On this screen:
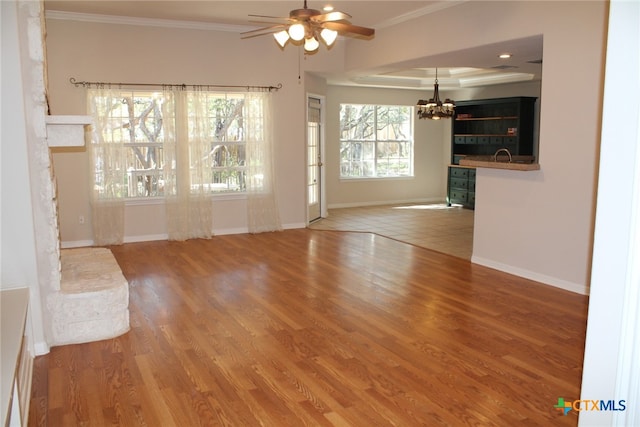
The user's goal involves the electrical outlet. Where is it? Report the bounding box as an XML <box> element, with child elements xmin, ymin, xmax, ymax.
<box><xmin>79</xmin><ymin>215</ymin><xmax>85</xmax><ymax>224</ymax></box>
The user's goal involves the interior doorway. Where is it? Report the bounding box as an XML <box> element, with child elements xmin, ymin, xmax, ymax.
<box><xmin>307</xmin><ymin>95</ymin><xmax>325</xmax><ymax>223</ymax></box>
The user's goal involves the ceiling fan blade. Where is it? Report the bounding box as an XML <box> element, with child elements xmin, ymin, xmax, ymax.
<box><xmin>248</xmin><ymin>14</ymin><xmax>289</xmax><ymax>20</ymax></box>
<box><xmin>249</xmin><ymin>19</ymin><xmax>292</xmax><ymax>25</ymax></box>
<box><xmin>322</xmin><ymin>22</ymin><xmax>375</xmax><ymax>37</ymax></box>
<box><xmin>312</xmin><ymin>11</ymin><xmax>352</xmax><ymax>22</ymax></box>
<box><xmin>241</xmin><ymin>25</ymin><xmax>287</xmax><ymax>38</ymax></box>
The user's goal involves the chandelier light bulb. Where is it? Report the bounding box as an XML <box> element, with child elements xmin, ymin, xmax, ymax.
<box><xmin>288</xmin><ymin>23</ymin><xmax>305</xmax><ymax>41</ymax></box>
<box><xmin>273</xmin><ymin>30</ymin><xmax>290</xmax><ymax>48</ymax></box>
<box><xmin>304</xmin><ymin>36</ymin><xmax>320</xmax><ymax>52</ymax></box>
<box><xmin>320</xmin><ymin>28</ymin><xmax>338</xmax><ymax>46</ymax></box>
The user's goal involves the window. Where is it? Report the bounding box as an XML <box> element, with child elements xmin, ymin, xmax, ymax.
<box><xmin>90</xmin><ymin>90</ymin><xmax>260</xmax><ymax>198</ymax></box>
<box><xmin>102</xmin><ymin>91</ymin><xmax>168</xmax><ymax>198</ymax></box>
<box><xmin>339</xmin><ymin>104</ymin><xmax>413</xmax><ymax>179</ymax></box>
<box><xmin>194</xmin><ymin>92</ymin><xmax>247</xmax><ymax>193</ymax></box>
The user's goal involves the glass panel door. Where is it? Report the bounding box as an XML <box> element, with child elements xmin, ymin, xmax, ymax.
<box><xmin>307</xmin><ymin>97</ymin><xmax>322</xmax><ymax>223</ymax></box>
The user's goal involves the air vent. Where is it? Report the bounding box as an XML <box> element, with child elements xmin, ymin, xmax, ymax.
<box><xmin>491</xmin><ymin>65</ymin><xmax>518</xmax><ymax>70</ymax></box>
<box><xmin>527</xmin><ymin>59</ymin><xmax>543</xmax><ymax>64</ymax></box>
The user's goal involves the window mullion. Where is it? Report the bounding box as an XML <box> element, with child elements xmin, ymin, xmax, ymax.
<box><xmin>373</xmin><ymin>105</ymin><xmax>378</xmax><ymax>177</ymax></box>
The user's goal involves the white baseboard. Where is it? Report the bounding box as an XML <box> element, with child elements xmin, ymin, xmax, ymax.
<box><xmin>123</xmin><ymin>234</ymin><xmax>168</xmax><ymax>243</ymax></box>
<box><xmin>34</xmin><ymin>340</ymin><xmax>49</xmax><ymax>356</ymax></box>
<box><xmin>61</xmin><ymin>239</ymin><xmax>94</xmax><ymax>248</ymax></box>
<box><xmin>283</xmin><ymin>222</ymin><xmax>306</xmax><ymax>230</ymax></box>
<box><xmin>471</xmin><ymin>255</ymin><xmax>589</xmax><ymax>295</ymax></box>
<box><xmin>213</xmin><ymin>223</ymin><xmax>305</xmax><ymax>235</ymax></box>
<box><xmin>328</xmin><ymin>197</ymin><xmax>445</xmax><ymax>210</ymax></box>
<box><xmin>61</xmin><ymin>223</ymin><xmax>308</xmax><ymax>248</ymax></box>
<box><xmin>213</xmin><ymin>227</ymin><xmax>248</xmax><ymax>236</ymax></box>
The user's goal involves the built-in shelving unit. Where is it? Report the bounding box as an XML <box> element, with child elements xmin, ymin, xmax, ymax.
<box><xmin>448</xmin><ymin>96</ymin><xmax>537</xmax><ymax>208</ymax></box>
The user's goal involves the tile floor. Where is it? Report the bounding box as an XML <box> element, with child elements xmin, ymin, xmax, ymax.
<box><xmin>308</xmin><ymin>203</ymin><xmax>475</xmax><ymax>259</ymax></box>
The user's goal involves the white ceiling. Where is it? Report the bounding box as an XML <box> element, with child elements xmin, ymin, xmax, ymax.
<box><xmin>43</xmin><ymin>1</ymin><xmax>543</xmax><ymax>90</ymax></box>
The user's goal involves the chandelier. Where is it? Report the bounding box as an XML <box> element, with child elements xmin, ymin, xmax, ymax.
<box><xmin>416</xmin><ymin>69</ymin><xmax>455</xmax><ymax>120</ymax></box>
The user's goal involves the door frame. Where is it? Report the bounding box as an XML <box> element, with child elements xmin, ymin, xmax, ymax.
<box><xmin>306</xmin><ymin>93</ymin><xmax>327</xmax><ymax>224</ymax></box>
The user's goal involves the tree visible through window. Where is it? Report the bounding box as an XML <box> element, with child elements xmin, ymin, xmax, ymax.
<box><xmin>90</xmin><ymin>90</ymin><xmax>256</xmax><ymax>198</ymax></box>
<box><xmin>196</xmin><ymin>93</ymin><xmax>247</xmax><ymax>193</ymax></box>
<box><xmin>340</xmin><ymin>104</ymin><xmax>413</xmax><ymax>179</ymax></box>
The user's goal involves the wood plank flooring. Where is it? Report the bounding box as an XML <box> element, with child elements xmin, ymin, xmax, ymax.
<box><xmin>28</xmin><ymin>229</ymin><xmax>588</xmax><ymax>426</ymax></box>
<box><xmin>309</xmin><ymin>203</ymin><xmax>474</xmax><ymax>259</ymax></box>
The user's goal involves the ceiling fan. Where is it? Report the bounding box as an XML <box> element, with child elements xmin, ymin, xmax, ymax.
<box><xmin>241</xmin><ymin>0</ymin><xmax>375</xmax><ymax>53</ymax></box>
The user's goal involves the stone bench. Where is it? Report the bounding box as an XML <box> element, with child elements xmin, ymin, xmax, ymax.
<box><xmin>48</xmin><ymin>247</ymin><xmax>129</xmax><ymax>346</ymax></box>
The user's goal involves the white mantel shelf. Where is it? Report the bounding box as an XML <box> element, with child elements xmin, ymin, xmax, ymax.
<box><xmin>46</xmin><ymin>115</ymin><xmax>92</xmax><ymax>147</ymax></box>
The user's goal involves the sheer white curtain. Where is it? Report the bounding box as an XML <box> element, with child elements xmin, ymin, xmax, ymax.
<box><xmin>245</xmin><ymin>91</ymin><xmax>282</xmax><ymax>233</ymax></box>
<box><xmin>88</xmin><ymin>88</ymin><xmax>125</xmax><ymax>245</ymax></box>
<box><xmin>88</xmin><ymin>87</ymin><xmax>278</xmax><ymax>243</ymax></box>
<box><xmin>164</xmin><ymin>89</ymin><xmax>214</xmax><ymax>240</ymax></box>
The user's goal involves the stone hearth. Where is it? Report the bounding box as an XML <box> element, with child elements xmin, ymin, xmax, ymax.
<box><xmin>48</xmin><ymin>247</ymin><xmax>129</xmax><ymax>345</ymax></box>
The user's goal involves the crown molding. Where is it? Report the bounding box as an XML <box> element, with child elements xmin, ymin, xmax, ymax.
<box><xmin>45</xmin><ymin>2</ymin><xmax>469</xmax><ymax>35</ymax></box>
<box><xmin>347</xmin><ymin>69</ymin><xmax>535</xmax><ymax>90</ymax></box>
<box><xmin>44</xmin><ymin>10</ymin><xmax>254</xmax><ymax>33</ymax></box>
<box><xmin>459</xmin><ymin>72</ymin><xmax>534</xmax><ymax>87</ymax></box>
<box><xmin>375</xmin><ymin>1</ymin><xmax>468</xmax><ymax>29</ymax></box>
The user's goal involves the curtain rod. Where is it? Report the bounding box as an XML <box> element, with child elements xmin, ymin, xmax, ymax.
<box><xmin>69</xmin><ymin>77</ymin><xmax>282</xmax><ymax>92</ymax></box>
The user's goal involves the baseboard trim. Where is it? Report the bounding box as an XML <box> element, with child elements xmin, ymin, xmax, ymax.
<box><xmin>61</xmin><ymin>239</ymin><xmax>94</xmax><ymax>248</ymax></box>
<box><xmin>471</xmin><ymin>255</ymin><xmax>589</xmax><ymax>295</ymax></box>
<box><xmin>123</xmin><ymin>234</ymin><xmax>168</xmax><ymax>243</ymax></box>
<box><xmin>283</xmin><ymin>222</ymin><xmax>306</xmax><ymax>230</ymax></box>
<box><xmin>328</xmin><ymin>197</ymin><xmax>445</xmax><ymax>210</ymax></box>
<box><xmin>213</xmin><ymin>227</ymin><xmax>248</xmax><ymax>236</ymax></box>
<box><xmin>34</xmin><ymin>340</ymin><xmax>49</xmax><ymax>356</ymax></box>
<box><xmin>61</xmin><ymin>223</ymin><xmax>308</xmax><ymax>247</ymax></box>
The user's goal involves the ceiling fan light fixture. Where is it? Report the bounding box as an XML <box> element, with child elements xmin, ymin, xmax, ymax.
<box><xmin>288</xmin><ymin>23</ymin><xmax>306</xmax><ymax>41</ymax></box>
<box><xmin>304</xmin><ymin>36</ymin><xmax>320</xmax><ymax>52</ymax></box>
<box><xmin>242</xmin><ymin>1</ymin><xmax>374</xmax><ymax>53</ymax></box>
<box><xmin>320</xmin><ymin>28</ymin><xmax>338</xmax><ymax>46</ymax></box>
<box><xmin>273</xmin><ymin>30</ymin><xmax>290</xmax><ymax>48</ymax></box>
<box><xmin>416</xmin><ymin>68</ymin><xmax>455</xmax><ymax>120</ymax></box>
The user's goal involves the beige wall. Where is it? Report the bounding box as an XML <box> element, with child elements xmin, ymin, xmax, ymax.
<box><xmin>341</xmin><ymin>0</ymin><xmax>606</xmax><ymax>293</ymax></box>
<box><xmin>46</xmin><ymin>1</ymin><xmax>608</xmax><ymax>295</ymax></box>
<box><xmin>325</xmin><ymin>85</ymin><xmax>449</xmax><ymax>207</ymax></box>
<box><xmin>324</xmin><ymin>82</ymin><xmax>541</xmax><ymax>208</ymax></box>
<box><xmin>45</xmin><ymin>18</ymin><xmax>345</xmax><ymax>244</ymax></box>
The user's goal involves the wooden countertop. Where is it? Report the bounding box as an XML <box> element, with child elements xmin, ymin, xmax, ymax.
<box><xmin>458</xmin><ymin>155</ymin><xmax>540</xmax><ymax>171</ymax></box>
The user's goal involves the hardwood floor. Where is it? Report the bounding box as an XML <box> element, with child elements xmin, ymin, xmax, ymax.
<box><xmin>29</xmin><ymin>229</ymin><xmax>588</xmax><ymax>426</ymax></box>
<box><xmin>309</xmin><ymin>203</ymin><xmax>474</xmax><ymax>260</ymax></box>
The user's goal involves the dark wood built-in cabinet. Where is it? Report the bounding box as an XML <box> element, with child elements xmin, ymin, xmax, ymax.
<box><xmin>448</xmin><ymin>96</ymin><xmax>537</xmax><ymax>208</ymax></box>
<box><xmin>448</xmin><ymin>166</ymin><xmax>476</xmax><ymax>207</ymax></box>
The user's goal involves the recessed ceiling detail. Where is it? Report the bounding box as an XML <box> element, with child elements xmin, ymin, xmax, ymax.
<box><xmin>348</xmin><ymin>67</ymin><xmax>535</xmax><ymax>90</ymax></box>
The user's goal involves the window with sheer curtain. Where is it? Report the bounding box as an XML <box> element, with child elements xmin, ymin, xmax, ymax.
<box><xmin>88</xmin><ymin>88</ymin><xmax>281</xmax><ymax>244</ymax></box>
